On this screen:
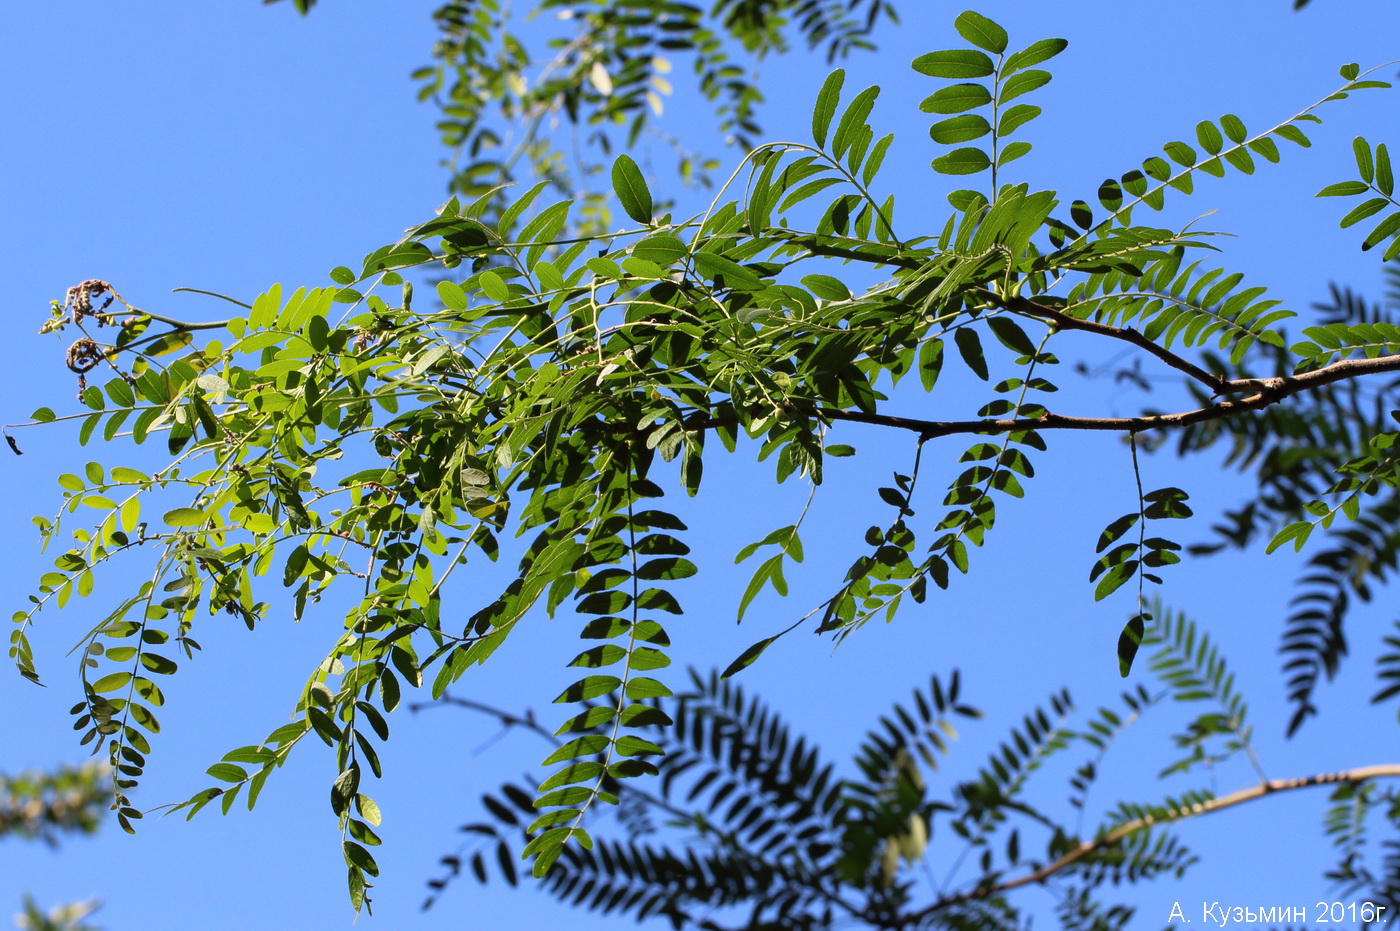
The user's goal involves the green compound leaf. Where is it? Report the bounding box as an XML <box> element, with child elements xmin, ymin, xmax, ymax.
<box><xmin>1220</xmin><ymin>113</ymin><xmax>1247</xmax><ymax>144</ymax></box>
<box><xmin>91</xmin><ymin>672</ymin><xmax>132</xmax><ymax>693</ymax></box>
<box><xmin>1094</xmin><ymin>561</ymin><xmax>1138</xmax><ymax>601</ymax></box>
<box><xmin>694</xmin><ymin>253</ymin><xmax>763</xmax><ymax>291</ymax></box>
<box><xmin>624</xmin><ymin>677</ymin><xmax>672</xmax><ymax>700</ymax></box>
<box><xmin>538</xmin><ymin>762</ymin><xmax>604</xmax><ymax>792</ymax></box>
<box><xmin>1362</xmin><ymin>211</ymin><xmax>1400</xmax><ymax>252</ymax></box>
<box><xmin>997</xmin><ymin>141</ymin><xmax>1032</xmax><ymax>167</ymax></box>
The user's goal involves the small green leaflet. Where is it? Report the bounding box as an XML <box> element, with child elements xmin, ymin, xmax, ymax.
<box><xmin>921</xmin><ymin>84</ymin><xmax>991</xmax><ymax>115</ymax></box>
<box><xmin>954</xmin><ymin>328</ymin><xmax>988</xmax><ymax>380</ymax></box>
<box><xmin>802</xmin><ymin>274</ymin><xmax>851</xmax><ymax>301</ymax></box>
<box><xmin>612</xmin><ymin>155</ymin><xmax>653</xmax><ymax>224</ymax></box>
<box><xmin>832</xmin><ymin>86</ymin><xmax>881</xmax><ymax>159</ymax></box>
<box><xmin>1003</xmin><ymin>38</ymin><xmax>1068</xmax><ymax>75</ymax></box>
<box><xmin>478</xmin><ymin>270</ymin><xmax>509</xmax><ymax>302</ymax></box>
<box><xmin>694</xmin><ymin>253</ymin><xmax>763</xmax><ymax>290</ymax></box>
<box><xmin>930</xmin><ymin>114</ymin><xmax>991</xmax><ymax>145</ymax></box>
<box><xmin>633</xmin><ymin>235</ymin><xmax>687</xmax><ymax>264</ymax></box>
<box><xmin>912</xmin><ymin>49</ymin><xmax>994</xmax><ymax>79</ymax></box>
<box><xmin>997</xmin><ymin>104</ymin><xmax>1040</xmax><ymax>137</ymax></box>
<box><xmin>812</xmin><ymin>70</ymin><xmax>846</xmax><ymax>147</ymax></box>
<box><xmin>553</xmin><ymin>675</ymin><xmax>621</xmax><ymax>703</ymax></box>
<box><xmin>437</xmin><ymin>280</ymin><xmax>467</xmax><ymax>310</ymax></box>
<box><xmin>1117</xmin><ymin>613</ymin><xmax>1147</xmax><ymax>677</ymax></box>
<box><xmin>1000</xmin><ymin>70</ymin><xmax>1050</xmax><ymax>103</ymax></box>
<box><xmin>933</xmin><ymin>148</ymin><xmax>991</xmax><ymax>175</ymax></box>
<box><xmin>163</xmin><ymin>508</ymin><xmax>205</xmax><ymax>528</ymax></box>
<box><xmin>206</xmin><ymin>763</ymin><xmax>249</xmax><ymax>783</ymax></box>
<box><xmin>722</xmin><ymin>635</ymin><xmax>779</xmax><ymax>678</ymax></box>
<box><xmin>954</xmin><ymin>10</ymin><xmax>1008</xmax><ymax>54</ymax></box>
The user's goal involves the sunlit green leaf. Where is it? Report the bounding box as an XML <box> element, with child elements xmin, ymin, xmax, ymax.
<box><xmin>920</xmin><ymin>83</ymin><xmax>991</xmax><ymax>114</ymax></box>
<box><xmin>812</xmin><ymin>69</ymin><xmax>845</xmax><ymax>147</ymax></box>
<box><xmin>933</xmin><ymin>147</ymin><xmax>991</xmax><ymax>175</ymax></box>
<box><xmin>912</xmin><ymin>49</ymin><xmax>995</xmax><ymax>79</ymax></box>
<box><xmin>954</xmin><ymin>10</ymin><xmax>1008</xmax><ymax>53</ymax></box>
<box><xmin>929</xmin><ymin>114</ymin><xmax>991</xmax><ymax>145</ymax></box>
<box><xmin>612</xmin><ymin>154</ymin><xmax>653</xmax><ymax>224</ymax></box>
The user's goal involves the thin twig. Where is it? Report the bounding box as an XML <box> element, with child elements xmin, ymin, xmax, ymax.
<box><xmin>997</xmin><ymin>293</ymin><xmax>1226</xmax><ymax>393</ymax></box>
<box><xmin>413</xmin><ymin>694</ymin><xmax>696</xmax><ymax>823</ymax></box>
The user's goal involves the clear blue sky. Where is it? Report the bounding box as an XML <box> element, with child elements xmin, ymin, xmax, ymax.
<box><xmin>2</xmin><ymin>2</ymin><xmax>1399</xmax><ymax>929</ymax></box>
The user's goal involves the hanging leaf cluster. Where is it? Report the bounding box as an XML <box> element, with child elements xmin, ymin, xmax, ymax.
<box><xmin>12</xmin><ymin>9</ymin><xmax>1400</xmax><ymax>912</ymax></box>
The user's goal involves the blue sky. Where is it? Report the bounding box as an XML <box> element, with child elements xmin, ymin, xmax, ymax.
<box><xmin>3</xmin><ymin>2</ymin><xmax>1400</xmax><ymax>929</ymax></box>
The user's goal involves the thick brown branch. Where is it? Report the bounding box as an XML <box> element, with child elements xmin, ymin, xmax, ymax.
<box><xmin>899</xmin><ymin>763</ymin><xmax>1400</xmax><ymax>926</ymax></box>
<box><xmin>817</xmin><ymin>402</ymin><xmax>1248</xmax><ymax>439</ymax></box>
<box><xmin>998</xmin><ymin>292</ymin><xmax>1400</xmax><ymax>399</ymax></box>
<box><xmin>807</xmin><ymin>350</ymin><xmax>1400</xmax><ymax>440</ymax></box>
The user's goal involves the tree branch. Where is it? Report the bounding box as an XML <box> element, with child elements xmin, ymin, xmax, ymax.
<box><xmin>993</xmin><ymin>292</ymin><xmax>1400</xmax><ymax>402</ymax></box>
<box><xmin>801</xmin><ymin>351</ymin><xmax>1400</xmax><ymax>440</ymax></box>
<box><xmin>415</xmin><ymin>694</ymin><xmax>697</xmax><ymax>823</ymax></box>
<box><xmin>996</xmin><ymin>294</ymin><xmax>1228</xmax><ymax>393</ymax></box>
<box><xmin>898</xmin><ymin>762</ymin><xmax>1400</xmax><ymax>926</ymax></box>
<box><xmin>138</xmin><ymin>311</ymin><xmax>235</xmax><ymax>331</ymax></box>
<box><xmin>414</xmin><ymin>693</ymin><xmax>558</xmax><ymax>745</ymax></box>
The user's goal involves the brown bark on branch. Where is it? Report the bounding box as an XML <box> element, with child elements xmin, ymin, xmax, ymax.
<box><xmin>997</xmin><ymin>292</ymin><xmax>1400</xmax><ymax>398</ymax></box>
<box><xmin>999</xmin><ymin>294</ymin><xmax>1228</xmax><ymax>393</ymax></box>
<box><xmin>812</xmin><ymin>350</ymin><xmax>1400</xmax><ymax>440</ymax></box>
